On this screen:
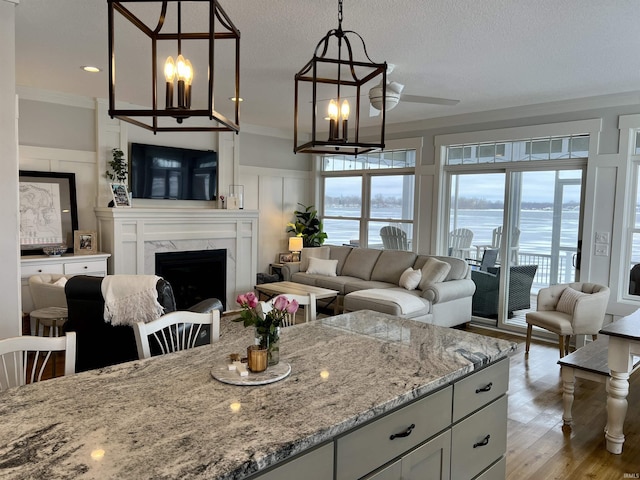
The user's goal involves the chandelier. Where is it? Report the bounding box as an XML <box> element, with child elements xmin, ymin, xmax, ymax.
<box><xmin>108</xmin><ymin>0</ymin><xmax>240</xmax><ymax>133</ymax></box>
<box><xmin>294</xmin><ymin>0</ymin><xmax>387</xmax><ymax>155</ymax></box>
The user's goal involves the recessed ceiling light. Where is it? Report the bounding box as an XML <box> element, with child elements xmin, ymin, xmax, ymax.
<box><xmin>82</xmin><ymin>66</ymin><xmax>101</xmax><ymax>73</ymax></box>
<box><xmin>229</xmin><ymin>97</ymin><xmax>243</xmax><ymax>102</ymax></box>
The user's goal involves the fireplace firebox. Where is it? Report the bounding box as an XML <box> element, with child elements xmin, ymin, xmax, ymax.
<box><xmin>155</xmin><ymin>249</ymin><xmax>227</xmax><ymax>310</ymax></box>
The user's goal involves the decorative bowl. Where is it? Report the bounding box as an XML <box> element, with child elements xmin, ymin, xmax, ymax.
<box><xmin>42</xmin><ymin>244</ymin><xmax>68</xmax><ymax>256</ymax></box>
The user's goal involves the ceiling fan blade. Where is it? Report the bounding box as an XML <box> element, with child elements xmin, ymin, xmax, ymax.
<box><xmin>401</xmin><ymin>94</ymin><xmax>460</xmax><ymax>106</ymax></box>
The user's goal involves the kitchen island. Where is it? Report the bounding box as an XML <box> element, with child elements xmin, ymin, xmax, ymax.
<box><xmin>0</xmin><ymin>310</ymin><xmax>516</xmax><ymax>479</ymax></box>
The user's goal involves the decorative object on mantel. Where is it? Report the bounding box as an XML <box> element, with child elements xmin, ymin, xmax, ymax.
<box><xmin>293</xmin><ymin>0</ymin><xmax>387</xmax><ymax>155</ymax></box>
<box><xmin>228</xmin><ymin>185</ymin><xmax>244</xmax><ymax>209</ymax></box>
<box><xmin>106</xmin><ymin>148</ymin><xmax>128</xmax><ymax>184</ymax></box>
<box><xmin>234</xmin><ymin>292</ymin><xmax>299</xmax><ymax>366</ymax></box>
<box><xmin>110</xmin><ymin>183</ymin><xmax>132</xmax><ymax>208</ymax></box>
<box><xmin>287</xmin><ymin>203</ymin><xmax>327</xmax><ymax>247</ymax></box>
<box><xmin>107</xmin><ymin>0</ymin><xmax>240</xmax><ymax>134</ymax></box>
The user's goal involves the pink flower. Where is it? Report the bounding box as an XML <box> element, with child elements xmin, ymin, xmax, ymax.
<box><xmin>273</xmin><ymin>295</ymin><xmax>288</xmax><ymax>311</ymax></box>
<box><xmin>286</xmin><ymin>299</ymin><xmax>299</xmax><ymax>314</ymax></box>
<box><xmin>246</xmin><ymin>291</ymin><xmax>258</xmax><ymax>308</ymax></box>
<box><xmin>236</xmin><ymin>293</ymin><xmax>247</xmax><ymax>306</ymax></box>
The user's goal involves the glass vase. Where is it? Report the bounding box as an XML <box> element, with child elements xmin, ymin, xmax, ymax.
<box><xmin>255</xmin><ymin>326</ymin><xmax>280</xmax><ymax>366</ymax></box>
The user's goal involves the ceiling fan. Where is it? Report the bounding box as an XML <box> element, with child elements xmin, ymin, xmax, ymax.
<box><xmin>368</xmin><ymin>64</ymin><xmax>460</xmax><ymax>116</ymax></box>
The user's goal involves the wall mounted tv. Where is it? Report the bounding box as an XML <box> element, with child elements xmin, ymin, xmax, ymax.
<box><xmin>129</xmin><ymin>143</ymin><xmax>218</xmax><ymax>200</ymax></box>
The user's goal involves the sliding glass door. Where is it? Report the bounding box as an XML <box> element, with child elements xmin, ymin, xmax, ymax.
<box><xmin>448</xmin><ymin>168</ymin><xmax>584</xmax><ymax>330</ymax></box>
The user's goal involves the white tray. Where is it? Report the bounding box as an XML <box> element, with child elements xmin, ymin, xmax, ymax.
<box><xmin>211</xmin><ymin>361</ymin><xmax>291</xmax><ymax>386</ymax></box>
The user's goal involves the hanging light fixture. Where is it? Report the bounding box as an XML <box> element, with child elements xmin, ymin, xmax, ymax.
<box><xmin>108</xmin><ymin>0</ymin><xmax>240</xmax><ymax>133</ymax></box>
<box><xmin>294</xmin><ymin>0</ymin><xmax>387</xmax><ymax>155</ymax></box>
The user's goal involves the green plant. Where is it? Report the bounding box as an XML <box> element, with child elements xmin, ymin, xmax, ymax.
<box><xmin>286</xmin><ymin>203</ymin><xmax>328</xmax><ymax>247</ymax></box>
<box><xmin>106</xmin><ymin>148</ymin><xmax>128</xmax><ymax>183</ymax></box>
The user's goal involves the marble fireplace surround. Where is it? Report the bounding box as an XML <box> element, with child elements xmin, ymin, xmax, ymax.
<box><xmin>95</xmin><ymin>207</ymin><xmax>258</xmax><ymax>310</ymax></box>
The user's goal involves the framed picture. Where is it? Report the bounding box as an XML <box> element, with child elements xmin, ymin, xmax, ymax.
<box><xmin>278</xmin><ymin>252</ymin><xmax>293</xmax><ymax>263</ymax></box>
<box><xmin>110</xmin><ymin>183</ymin><xmax>131</xmax><ymax>208</ymax></box>
<box><xmin>19</xmin><ymin>170</ymin><xmax>79</xmax><ymax>256</ymax></box>
<box><xmin>74</xmin><ymin>230</ymin><xmax>98</xmax><ymax>255</ymax></box>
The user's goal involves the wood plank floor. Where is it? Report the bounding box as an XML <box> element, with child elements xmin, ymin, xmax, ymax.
<box><xmin>465</xmin><ymin>325</ymin><xmax>640</xmax><ymax>480</ymax></box>
<box><xmin>42</xmin><ymin>323</ymin><xmax>640</xmax><ymax>478</ymax></box>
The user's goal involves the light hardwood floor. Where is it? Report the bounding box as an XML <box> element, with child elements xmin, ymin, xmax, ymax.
<box><xmin>465</xmin><ymin>325</ymin><xmax>640</xmax><ymax>480</ymax></box>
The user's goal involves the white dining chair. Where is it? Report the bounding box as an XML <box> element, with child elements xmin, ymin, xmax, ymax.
<box><xmin>0</xmin><ymin>332</ymin><xmax>76</xmax><ymax>391</ymax></box>
<box><xmin>133</xmin><ymin>310</ymin><xmax>220</xmax><ymax>359</ymax></box>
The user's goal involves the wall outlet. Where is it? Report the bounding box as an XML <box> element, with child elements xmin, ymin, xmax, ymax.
<box><xmin>595</xmin><ymin>244</ymin><xmax>609</xmax><ymax>256</ymax></box>
<box><xmin>595</xmin><ymin>231</ymin><xmax>610</xmax><ymax>244</ymax></box>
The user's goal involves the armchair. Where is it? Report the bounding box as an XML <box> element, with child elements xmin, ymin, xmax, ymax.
<box><xmin>471</xmin><ymin>265</ymin><xmax>538</xmax><ymax>318</ymax></box>
<box><xmin>525</xmin><ymin>282</ymin><xmax>610</xmax><ymax>357</ymax></box>
<box><xmin>64</xmin><ymin>275</ymin><xmax>223</xmax><ymax>372</ymax></box>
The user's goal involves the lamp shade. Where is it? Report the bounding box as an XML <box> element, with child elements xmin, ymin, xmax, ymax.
<box><xmin>289</xmin><ymin>237</ymin><xmax>304</xmax><ymax>252</ymax></box>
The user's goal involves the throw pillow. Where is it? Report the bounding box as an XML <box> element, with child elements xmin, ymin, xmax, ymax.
<box><xmin>556</xmin><ymin>287</ymin><xmax>586</xmax><ymax>314</ymax></box>
<box><xmin>306</xmin><ymin>257</ymin><xmax>338</xmax><ymax>276</ymax></box>
<box><xmin>418</xmin><ymin>257</ymin><xmax>451</xmax><ymax>291</ymax></box>
<box><xmin>52</xmin><ymin>277</ymin><xmax>68</xmax><ymax>287</ymax></box>
<box><xmin>399</xmin><ymin>267</ymin><xmax>422</xmax><ymax>291</ymax></box>
<box><xmin>300</xmin><ymin>246</ymin><xmax>330</xmax><ymax>272</ymax></box>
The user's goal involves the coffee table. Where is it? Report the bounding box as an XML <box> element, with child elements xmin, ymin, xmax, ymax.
<box><xmin>255</xmin><ymin>281</ymin><xmax>340</xmax><ymax>319</ymax></box>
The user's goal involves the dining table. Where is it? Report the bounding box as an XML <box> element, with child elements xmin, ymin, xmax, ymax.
<box><xmin>600</xmin><ymin>308</ymin><xmax>640</xmax><ymax>454</ymax></box>
<box><xmin>0</xmin><ymin>310</ymin><xmax>515</xmax><ymax>479</ymax></box>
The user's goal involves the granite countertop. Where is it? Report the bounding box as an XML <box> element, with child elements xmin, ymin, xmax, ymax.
<box><xmin>0</xmin><ymin>310</ymin><xmax>516</xmax><ymax>480</ymax></box>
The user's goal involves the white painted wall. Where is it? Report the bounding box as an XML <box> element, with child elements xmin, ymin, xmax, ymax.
<box><xmin>0</xmin><ymin>0</ymin><xmax>22</xmax><ymax>338</ymax></box>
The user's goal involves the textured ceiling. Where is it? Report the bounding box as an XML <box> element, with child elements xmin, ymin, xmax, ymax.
<box><xmin>14</xmin><ymin>0</ymin><xmax>640</xmax><ymax>133</ymax></box>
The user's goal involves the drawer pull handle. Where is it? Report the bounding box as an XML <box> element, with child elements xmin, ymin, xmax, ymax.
<box><xmin>473</xmin><ymin>434</ymin><xmax>491</xmax><ymax>448</ymax></box>
<box><xmin>84</xmin><ymin>266</ymin><xmax>88</xmax><ymax>269</ymax></box>
<box><xmin>389</xmin><ymin>424</ymin><xmax>415</xmax><ymax>440</ymax></box>
<box><xmin>476</xmin><ymin>382</ymin><xmax>493</xmax><ymax>393</ymax></box>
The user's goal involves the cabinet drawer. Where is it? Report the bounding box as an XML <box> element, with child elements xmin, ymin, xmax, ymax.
<box><xmin>64</xmin><ymin>260</ymin><xmax>106</xmax><ymax>275</ymax></box>
<box><xmin>453</xmin><ymin>357</ymin><xmax>509</xmax><ymax>422</ymax></box>
<box><xmin>21</xmin><ymin>263</ymin><xmax>64</xmax><ymax>278</ymax></box>
<box><xmin>451</xmin><ymin>395</ymin><xmax>507</xmax><ymax>480</ymax></box>
<box><xmin>474</xmin><ymin>456</ymin><xmax>506</xmax><ymax>480</ymax></box>
<box><xmin>336</xmin><ymin>386</ymin><xmax>452</xmax><ymax>480</ymax></box>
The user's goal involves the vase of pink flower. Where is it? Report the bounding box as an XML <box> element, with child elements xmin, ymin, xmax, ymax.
<box><xmin>235</xmin><ymin>292</ymin><xmax>299</xmax><ymax>366</ymax></box>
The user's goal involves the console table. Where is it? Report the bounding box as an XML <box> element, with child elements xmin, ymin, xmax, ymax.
<box><xmin>20</xmin><ymin>252</ymin><xmax>110</xmax><ymax>313</ymax></box>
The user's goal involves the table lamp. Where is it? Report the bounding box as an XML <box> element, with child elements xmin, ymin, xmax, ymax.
<box><xmin>288</xmin><ymin>237</ymin><xmax>303</xmax><ymax>262</ymax></box>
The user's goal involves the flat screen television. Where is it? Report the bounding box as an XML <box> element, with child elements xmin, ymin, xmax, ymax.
<box><xmin>129</xmin><ymin>143</ymin><xmax>218</xmax><ymax>200</ymax></box>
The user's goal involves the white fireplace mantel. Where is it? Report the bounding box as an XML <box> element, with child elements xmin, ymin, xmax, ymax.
<box><xmin>95</xmin><ymin>207</ymin><xmax>258</xmax><ymax>310</ymax></box>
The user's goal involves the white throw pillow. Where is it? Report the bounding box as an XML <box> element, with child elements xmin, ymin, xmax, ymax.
<box><xmin>556</xmin><ymin>287</ymin><xmax>586</xmax><ymax>314</ymax></box>
<box><xmin>399</xmin><ymin>267</ymin><xmax>422</xmax><ymax>291</ymax></box>
<box><xmin>306</xmin><ymin>257</ymin><xmax>338</xmax><ymax>276</ymax></box>
<box><xmin>418</xmin><ymin>257</ymin><xmax>451</xmax><ymax>291</ymax></box>
<box><xmin>300</xmin><ymin>246</ymin><xmax>330</xmax><ymax>272</ymax></box>
<box><xmin>52</xmin><ymin>276</ymin><xmax>68</xmax><ymax>287</ymax></box>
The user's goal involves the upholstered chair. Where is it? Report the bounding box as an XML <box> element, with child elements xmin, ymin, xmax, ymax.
<box><xmin>525</xmin><ymin>282</ymin><xmax>610</xmax><ymax>357</ymax></box>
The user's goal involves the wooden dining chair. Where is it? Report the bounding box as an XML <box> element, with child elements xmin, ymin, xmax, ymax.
<box><xmin>0</xmin><ymin>332</ymin><xmax>76</xmax><ymax>391</ymax></box>
<box><xmin>133</xmin><ymin>310</ymin><xmax>221</xmax><ymax>359</ymax></box>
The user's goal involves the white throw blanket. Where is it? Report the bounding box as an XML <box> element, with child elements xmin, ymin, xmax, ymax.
<box><xmin>348</xmin><ymin>288</ymin><xmax>426</xmax><ymax>314</ymax></box>
<box><xmin>101</xmin><ymin>275</ymin><xmax>164</xmax><ymax>326</ymax></box>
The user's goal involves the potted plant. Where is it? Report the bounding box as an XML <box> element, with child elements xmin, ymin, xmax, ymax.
<box><xmin>286</xmin><ymin>203</ymin><xmax>327</xmax><ymax>247</ymax></box>
<box><xmin>106</xmin><ymin>148</ymin><xmax>128</xmax><ymax>184</ymax></box>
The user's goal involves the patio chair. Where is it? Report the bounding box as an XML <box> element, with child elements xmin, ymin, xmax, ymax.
<box><xmin>449</xmin><ymin>228</ymin><xmax>474</xmax><ymax>258</ymax></box>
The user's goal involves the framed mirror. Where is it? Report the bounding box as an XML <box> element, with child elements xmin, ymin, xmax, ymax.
<box><xmin>19</xmin><ymin>170</ymin><xmax>79</xmax><ymax>256</ymax></box>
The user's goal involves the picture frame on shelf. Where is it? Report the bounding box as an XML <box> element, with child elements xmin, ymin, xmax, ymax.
<box><xmin>110</xmin><ymin>183</ymin><xmax>131</xmax><ymax>208</ymax></box>
<box><xmin>278</xmin><ymin>253</ymin><xmax>293</xmax><ymax>263</ymax></box>
<box><xmin>74</xmin><ymin>230</ymin><xmax>98</xmax><ymax>255</ymax></box>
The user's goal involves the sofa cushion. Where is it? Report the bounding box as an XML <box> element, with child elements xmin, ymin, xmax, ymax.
<box><xmin>419</xmin><ymin>257</ymin><xmax>451</xmax><ymax>291</ymax></box>
<box><xmin>343</xmin><ymin>279</ymin><xmax>397</xmax><ymax>294</ymax></box>
<box><xmin>344</xmin><ymin>288</ymin><xmax>429</xmax><ymax>316</ymax></box>
<box><xmin>341</xmin><ymin>248</ymin><xmax>382</xmax><ymax>280</ymax></box>
<box><xmin>314</xmin><ymin>276</ymin><xmax>363</xmax><ymax>295</ymax></box>
<box><xmin>329</xmin><ymin>245</ymin><xmax>355</xmax><ymax>276</ymax></box>
<box><xmin>306</xmin><ymin>257</ymin><xmax>338</xmax><ymax>276</ymax></box>
<box><xmin>415</xmin><ymin>255</ymin><xmax>468</xmax><ymax>281</ymax></box>
<box><xmin>300</xmin><ymin>246</ymin><xmax>330</xmax><ymax>272</ymax></box>
<box><xmin>556</xmin><ymin>287</ymin><xmax>586</xmax><ymax>314</ymax></box>
<box><xmin>399</xmin><ymin>267</ymin><xmax>422</xmax><ymax>290</ymax></box>
<box><xmin>371</xmin><ymin>250</ymin><xmax>417</xmax><ymax>284</ymax></box>
<box><xmin>290</xmin><ymin>272</ymin><xmax>319</xmax><ymax>287</ymax></box>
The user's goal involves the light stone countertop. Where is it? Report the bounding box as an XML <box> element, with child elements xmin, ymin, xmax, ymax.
<box><xmin>0</xmin><ymin>310</ymin><xmax>516</xmax><ymax>480</ymax></box>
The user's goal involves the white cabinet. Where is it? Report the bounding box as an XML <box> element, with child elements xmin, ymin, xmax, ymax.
<box><xmin>20</xmin><ymin>253</ymin><xmax>110</xmax><ymax>313</ymax></box>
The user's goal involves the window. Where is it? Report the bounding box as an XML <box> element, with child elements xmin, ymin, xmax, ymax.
<box><xmin>627</xmin><ymin>130</ymin><xmax>640</xmax><ymax>296</ymax></box>
<box><xmin>321</xmin><ymin>148</ymin><xmax>416</xmax><ymax>249</ymax></box>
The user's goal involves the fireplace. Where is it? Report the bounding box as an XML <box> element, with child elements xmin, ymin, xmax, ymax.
<box><xmin>155</xmin><ymin>249</ymin><xmax>227</xmax><ymax>310</ymax></box>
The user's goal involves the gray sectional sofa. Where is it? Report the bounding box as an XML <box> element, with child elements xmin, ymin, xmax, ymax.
<box><xmin>280</xmin><ymin>245</ymin><xmax>476</xmax><ymax>327</ymax></box>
